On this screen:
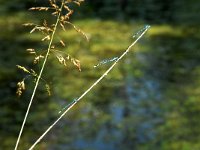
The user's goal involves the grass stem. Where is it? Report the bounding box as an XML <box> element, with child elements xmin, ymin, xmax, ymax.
<box><xmin>28</xmin><ymin>25</ymin><xmax>150</xmax><ymax>150</ymax></box>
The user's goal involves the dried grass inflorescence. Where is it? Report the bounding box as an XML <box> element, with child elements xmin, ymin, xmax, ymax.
<box><xmin>15</xmin><ymin>1</ymin><xmax>87</xmax><ymax>150</ymax></box>
<box><xmin>16</xmin><ymin>0</ymin><xmax>86</xmax><ymax>96</ymax></box>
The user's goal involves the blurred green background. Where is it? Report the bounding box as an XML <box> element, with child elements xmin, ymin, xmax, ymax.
<box><xmin>0</xmin><ymin>0</ymin><xmax>200</xmax><ymax>149</ymax></box>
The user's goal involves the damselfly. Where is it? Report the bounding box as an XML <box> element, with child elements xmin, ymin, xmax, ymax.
<box><xmin>94</xmin><ymin>57</ymin><xmax>118</xmax><ymax>68</ymax></box>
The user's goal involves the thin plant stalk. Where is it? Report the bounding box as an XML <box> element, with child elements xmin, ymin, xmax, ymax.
<box><xmin>14</xmin><ymin>1</ymin><xmax>65</xmax><ymax>150</ymax></box>
<box><xmin>28</xmin><ymin>25</ymin><xmax>150</xmax><ymax>150</ymax></box>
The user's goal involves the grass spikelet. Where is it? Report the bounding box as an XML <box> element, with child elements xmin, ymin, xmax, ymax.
<box><xmin>60</xmin><ymin>40</ymin><xmax>66</xmax><ymax>47</ymax></box>
<box><xmin>16</xmin><ymin>65</ymin><xmax>31</xmax><ymax>74</ymax></box>
<box><xmin>23</xmin><ymin>23</ymin><xmax>34</xmax><ymax>26</ymax></box>
<box><xmin>34</xmin><ymin>55</ymin><xmax>44</xmax><ymax>64</ymax></box>
<box><xmin>45</xmin><ymin>84</ymin><xmax>51</xmax><ymax>96</ymax></box>
<box><xmin>30</xmin><ymin>69</ymin><xmax>37</xmax><ymax>77</ymax></box>
<box><xmin>16</xmin><ymin>80</ymin><xmax>25</xmax><ymax>97</ymax></box>
<box><xmin>26</xmin><ymin>48</ymin><xmax>36</xmax><ymax>54</ymax></box>
<box><xmin>71</xmin><ymin>58</ymin><xmax>81</xmax><ymax>71</ymax></box>
<box><xmin>60</xmin><ymin>22</ymin><xmax>66</xmax><ymax>31</ymax></box>
<box><xmin>56</xmin><ymin>55</ymin><xmax>67</xmax><ymax>66</ymax></box>
<box><xmin>73</xmin><ymin>1</ymin><xmax>81</xmax><ymax>6</ymax></box>
<box><xmin>29</xmin><ymin>7</ymin><xmax>50</xmax><ymax>11</ymax></box>
<box><xmin>65</xmin><ymin>21</ymin><xmax>89</xmax><ymax>41</ymax></box>
<box><xmin>42</xmin><ymin>35</ymin><xmax>51</xmax><ymax>41</ymax></box>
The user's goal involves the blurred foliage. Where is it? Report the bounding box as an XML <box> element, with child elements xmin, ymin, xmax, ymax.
<box><xmin>0</xmin><ymin>0</ymin><xmax>200</xmax><ymax>150</ymax></box>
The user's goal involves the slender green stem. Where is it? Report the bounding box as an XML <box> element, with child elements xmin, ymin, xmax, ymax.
<box><xmin>28</xmin><ymin>25</ymin><xmax>150</xmax><ymax>150</ymax></box>
<box><xmin>14</xmin><ymin>2</ymin><xmax>65</xmax><ymax>150</ymax></box>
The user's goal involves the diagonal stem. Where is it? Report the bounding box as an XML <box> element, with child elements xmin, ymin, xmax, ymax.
<box><xmin>14</xmin><ymin>1</ymin><xmax>65</xmax><ymax>150</ymax></box>
<box><xmin>28</xmin><ymin>25</ymin><xmax>150</xmax><ymax>150</ymax></box>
